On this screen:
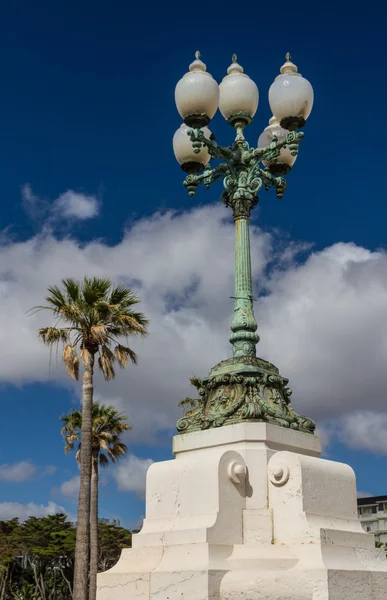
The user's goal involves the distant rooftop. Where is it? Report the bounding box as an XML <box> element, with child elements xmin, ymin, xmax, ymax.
<box><xmin>357</xmin><ymin>495</ymin><xmax>387</xmax><ymax>506</ymax></box>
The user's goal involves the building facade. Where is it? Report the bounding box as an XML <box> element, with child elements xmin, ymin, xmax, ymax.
<box><xmin>98</xmin><ymin>517</ymin><xmax>121</xmax><ymax>527</ymax></box>
<box><xmin>357</xmin><ymin>495</ymin><xmax>387</xmax><ymax>544</ymax></box>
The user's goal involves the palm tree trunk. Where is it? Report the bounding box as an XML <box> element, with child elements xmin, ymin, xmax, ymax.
<box><xmin>89</xmin><ymin>451</ymin><xmax>99</xmax><ymax>600</ymax></box>
<box><xmin>73</xmin><ymin>354</ymin><xmax>94</xmax><ymax>600</ymax></box>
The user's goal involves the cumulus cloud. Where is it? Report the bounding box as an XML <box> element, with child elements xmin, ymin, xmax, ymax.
<box><xmin>257</xmin><ymin>242</ymin><xmax>387</xmax><ymax>422</ymax></box>
<box><xmin>52</xmin><ymin>190</ymin><xmax>99</xmax><ymax>220</ymax></box>
<box><xmin>0</xmin><ymin>462</ymin><xmax>57</xmax><ymax>482</ymax></box>
<box><xmin>21</xmin><ymin>184</ymin><xmax>99</xmax><ymax>226</ymax></box>
<box><xmin>0</xmin><ymin>461</ymin><xmax>36</xmax><ymax>482</ymax></box>
<box><xmin>41</xmin><ymin>465</ymin><xmax>57</xmax><ymax>477</ymax></box>
<box><xmin>357</xmin><ymin>490</ymin><xmax>374</xmax><ymax>499</ymax></box>
<box><xmin>112</xmin><ymin>455</ymin><xmax>153</xmax><ymax>497</ymax></box>
<box><xmin>333</xmin><ymin>412</ymin><xmax>387</xmax><ymax>455</ymax></box>
<box><xmin>1</xmin><ymin>199</ymin><xmax>387</xmax><ymax>453</ymax></box>
<box><xmin>56</xmin><ymin>475</ymin><xmax>80</xmax><ymax>500</ymax></box>
<box><xmin>0</xmin><ymin>501</ymin><xmax>68</xmax><ymax>521</ymax></box>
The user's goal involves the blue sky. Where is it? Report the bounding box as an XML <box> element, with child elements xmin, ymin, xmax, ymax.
<box><xmin>0</xmin><ymin>0</ymin><xmax>387</xmax><ymax>527</ymax></box>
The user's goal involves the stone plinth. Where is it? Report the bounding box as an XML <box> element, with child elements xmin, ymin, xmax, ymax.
<box><xmin>97</xmin><ymin>423</ymin><xmax>387</xmax><ymax>600</ymax></box>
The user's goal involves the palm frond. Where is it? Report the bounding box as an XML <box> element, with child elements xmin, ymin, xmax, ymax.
<box><xmin>178</xmin><ymin>397</ymin><xmax>200</xmax><ymax>409</ymax></box>
<box><xmin>57</xmin><ymin>303</ymin><xmax>86</xmax><ymax>326</ymax></box>
<box><xmin>83</xmin><ymin>277</ymin><xmax>111</xmax><ymax>305</ymax></box>
<box><xmin>98</xmin><ymin>346</ymin><xmax>116</xmax><ymax>381</ymax></box>
<box><xmin>99</xmin><ymin>453</ymin><xmax>109</xmax><ymax>467</ymax></box>
<box><xmin>190</xmin><ymin>376</ymin><xmax>203</xmax><ymax>390</ymax></box>
<box><xmin>38</xmin><ymin>327</ymin><xmax>69</xmax><ymax>345</ymax></box>
<box><xmin>80</xmin><ymin>346</ymin><xmax>92</xmax><ymax>367</ymax></box>
<box><xmin>109</xmin><ymin>285</ymin><xmax>140</xmax><ymax>307</ymax></box>
<box><xmin>61</xmin><ymin>410</ymin><xmax>82</xmax><ymax>430</ymax></box>
<box><xmin>91</xmin><ymin>324</ymin><xmax>108</xmax><ymax>344</ymax></box>
<box><xmin>64</xmin><ymin>442</ymin><xmax>75</xmax><ymax>455</ymax></box>
<box><xmin>45</xmin><ymin>285</ymin><xmax>67</xmax><ymax>311</ymax></box>
<box><xmin>107</xmin><ymin>441</ymin><xmax>128</xmax><ymax>462</ymax></box>
<box><xmin>109</xmin><ymin>313</ymin><xmax>149</xmax><ymax>336</ymax></box>
<box><xmin>61</xmin><ymin>402</ymin><xmax>130</xmax><ymax>469</ymax></box>
<box><xmin>62</xmin><ymin>278</ymin><xmax>82</xmax><ymax>303</ymax></box>
<box><xmin>114</xmin><ymin>344</ymin><xmax>138</xmax><ymax>367</ymax></box>
<box><xmin>62</xmin><ymin>344</ymin><xmax>79</xmax><ymax>380</ymax></box>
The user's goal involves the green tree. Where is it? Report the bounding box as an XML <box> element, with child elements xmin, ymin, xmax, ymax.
<box><xmin>0</xmin><ymin>518</ymin><xmax>21</xmax><ymax>600</ymax></box>
<box><xmin>61</xmin><ymin>403</ymin><xmax>130</xmax><ymax>600</ymax></box>
<box><xmin>97</xmin><ymin>523</ymin><xmax>132</xmax><ymax>573</ymax></box>
<box><xmin>33</xmin><ymin>277</ymin><xmax>149</xmax><ymax>600</ymax></box>
<box><xmin>13</xmin><ymin>513</ymin><xmax>76</xmax><ymax>600</ymax></box>
<box><xmin>0</xmin><ymin>515</ymin><xmax>132</xmax><ymax>600</ymax></box>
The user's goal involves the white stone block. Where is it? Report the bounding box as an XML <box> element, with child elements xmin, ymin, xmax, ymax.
<box><xmin>97</xmin><ymin>423</ymin><xmax>387</xmax><ymax>600</ymax></box>
<box><xmin>243</xmin><ymin>509</ymin><xmax>273</xmax><ymax>545</ymax></box>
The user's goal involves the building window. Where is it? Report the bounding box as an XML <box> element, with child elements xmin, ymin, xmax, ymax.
<box><xmin>372</xmin><ymin>506</ymin><xmax>377</xmax><ymax>514</ymax></box>
<box><xmin>378</xmin><ymin>503</ymin><xmax>385</xmax><ymax>512</ymax></box>
<box><xmin>366</xmin><ymin>526</ymin><xmax>371</xmax><ymax>532</ymax></box>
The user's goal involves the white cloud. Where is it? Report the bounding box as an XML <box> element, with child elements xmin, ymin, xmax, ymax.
<box><xmin>0</xmin><ymin>461</ymin><xmax>36</xmax><ymax>482</ymax></box>
<box><xmin>57</xmin><ymin>475</ymin><xmax>80</xmax><ymax>500</ymax></box>
<box><xmin>112</xmin><ymin>455</ymin><xmax>153</xmax><ymax>497</ymax></box>
<box><xmin>1</xmin><ymin>199</ymin><xmax>387</xmax><ymax>453</ymax></box>
<box><xmin>53</xmin><ymin>190</ymin><xmax>99</xmax><ymax>220</ymax></box>
<box><xmin>357</xmin><ymin>490</ymin><xmax>374</xmax><ymax>499</ymax></box>
<box><xmin>257</xmin><ymin>242</ymin><xmax>387</xmax><ymax>423</ymax></box>
<box><xmin>0</xmin><ymin>462</ymin><xmax>57</xmax><ymax>483</ymax></box>
<box><xmin>334</xmin><ymin>411</ymin><xmax>387</xmax><ymax>455</ymax></box>
<box><xmin>41</xmin><ymin>465</ymin><xmax>57</xmax><ymax>477</ymax></box>
<box><xmin>21</xmin><ymin>184</ymin><xmax>99</xmax><ymax>225</ymax></box>
<box><xmin>0</xmin><ymin>501</ymin><xmax>67</xmax><ymax>521</ymax></box>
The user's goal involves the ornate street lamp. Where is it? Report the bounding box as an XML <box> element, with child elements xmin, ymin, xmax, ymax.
<box><xmin>173</xmin><ymin>52</ymin><xmax>315</xmax><ymax>435</ymax></box>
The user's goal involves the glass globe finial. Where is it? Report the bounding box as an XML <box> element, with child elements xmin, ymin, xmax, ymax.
<box><xmin>268</xmin><ymin>53</ymin><xmax>314</xmax><ymax>131</ymax></box>
<box><xmin>218</xmin><ymin>54</ymin><xmax>259</xmax><ymax>126</ymax></box>
<box><xmin>174</xmin><ymin>52</ymin><xmax>219</xmax><ymax>128</ymax></box>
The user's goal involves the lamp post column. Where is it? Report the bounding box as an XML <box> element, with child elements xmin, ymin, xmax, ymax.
<box><xmin>174</xmin><ymin>52</ymin><xmax>316</xmax><ymax>436</ymax></box>
<box><xmin>230</xmin><ymin>213</ymin><xmax>259</xmax><ymax>358</ymax></box>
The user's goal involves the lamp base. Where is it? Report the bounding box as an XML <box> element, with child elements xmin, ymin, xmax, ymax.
<box><xmin>176</xmin><ymin>355</ymin><xmax>316</xmax><ymax>435</ymax></box>
<box><xmin>180</xmin><ymin>161</ymin><xmax>203</xmax><ymax>175</ymax></box>
<box><xmin>184</xmin><ymin>113</ymin><xmax>211</xmax><ymax>128</ymax></box>
<box><xmin>227</xmin><ymin>112</ymin><xmax>252</xmax><ymax>127</ymax></box>
<box><xmin>268</xmin><ymin>162</ymin><xmax>292</xmax><ymax>177</ymax></box>
<box><xmin>280</xmin><ymin>115</ymin><xmax>306</xmax><ymax>131</ymax></box>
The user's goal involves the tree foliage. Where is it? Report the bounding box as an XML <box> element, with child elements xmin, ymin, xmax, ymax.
<box><xmin>0</xmin><ymin>515</ymin><xmax>132</xmax><ymax>600</ymax></box>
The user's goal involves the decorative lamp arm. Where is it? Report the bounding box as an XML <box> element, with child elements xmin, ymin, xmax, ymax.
<box><xmin>187</xmin><ymin>128</ymin><xmax>234</xmax><ymax>161</ymax></box>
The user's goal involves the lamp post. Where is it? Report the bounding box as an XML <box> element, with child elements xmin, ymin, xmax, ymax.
<box><xmin>173</xmin><ymin>52</ymin><xmax>316</xmax><ymax>436</ymax></box>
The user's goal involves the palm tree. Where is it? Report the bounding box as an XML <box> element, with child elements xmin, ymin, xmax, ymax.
<box><xmin>61</xmin><ymin>403</ymin><xmax>131</xmax><ymax>600</ymax></box>
<box><xmin>33</xmin><ymin>277</ymin><xmax>149</xmax><ymax>600</ymax></box>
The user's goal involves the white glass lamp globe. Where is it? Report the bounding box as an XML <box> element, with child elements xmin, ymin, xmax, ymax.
<box><xmin>175</xmin><ymin>51</ymin><xmax>219</xmax><ymax>129</ymax></box>
<box><xmin>258</xmin><ymin>116</ymin><xmax>297</xmax><ymax>176</ymax></box>
<box><xmin>173</xmin><ymin>123</ymin><xmax>211</xmax><ymax>174</ymax></box>
<box><xmin>219</xmin><ymin>55</ymin><xmax>259</xmax><ymax>125</ymax></box>
<box><xmin>268</xmin><ymin>53</ymin><xmax>314</xmax><ymax>131</ymax></box>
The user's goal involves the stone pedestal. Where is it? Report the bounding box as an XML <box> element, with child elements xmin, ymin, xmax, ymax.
<box><xmin>97</xmin><ymin>423</ymin><xmax>387</xmax><ymax>599</ymax></box>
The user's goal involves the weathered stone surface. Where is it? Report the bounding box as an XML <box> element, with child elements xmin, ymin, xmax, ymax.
<box><xmin>97</xmin><ymin>423</ymin><xmax>387</xmax><ymax>600</ymax></box>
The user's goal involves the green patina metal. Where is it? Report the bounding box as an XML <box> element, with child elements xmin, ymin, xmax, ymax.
<box><xmin>177</xmin><ymin>120</ymin><xmax>316</xmax><ymax>435</ymax></box>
